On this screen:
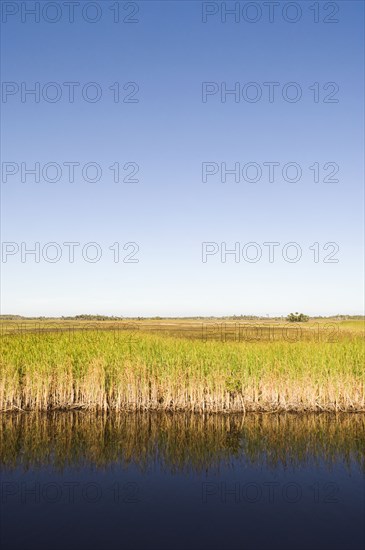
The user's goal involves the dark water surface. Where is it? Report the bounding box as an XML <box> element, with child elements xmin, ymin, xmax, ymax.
<box><xmin>1</xmin><ymin>413</ymin><xmax>364</xmax><ymax>550</ymax></box>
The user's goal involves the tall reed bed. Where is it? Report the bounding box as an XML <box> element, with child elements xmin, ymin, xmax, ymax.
<box><xmin>1</xmin><ymin>329</ymin><xmax>364</xmax><ymax>412</ymax></box>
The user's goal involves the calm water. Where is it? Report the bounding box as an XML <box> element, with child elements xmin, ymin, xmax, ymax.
<box><xmin>1</xmin><ymin>413</ymin><xmax>364</xmax><ymax>550</ymax></box>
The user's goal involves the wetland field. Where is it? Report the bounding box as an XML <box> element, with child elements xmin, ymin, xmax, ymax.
<box><xmin>1</xmin><ymin>317</ymin><xmax>364</xmax><ymax>550</ymax></box>
<box><xmin>1</xmin><ymin>317</ymin><xmax>364</xmax><ymax>412</ymax></box>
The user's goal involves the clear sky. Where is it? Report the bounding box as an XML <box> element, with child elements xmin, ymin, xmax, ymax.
<box><xmin>1</xmin><ymin>0</ymin><xmax>364</xmax><ymax>317</ymax></box>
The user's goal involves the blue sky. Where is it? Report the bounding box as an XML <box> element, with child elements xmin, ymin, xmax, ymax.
<box><xmin>1</xmin><ymin>1</ymin><xmax>364</xmax><ymax>316</ymax></box>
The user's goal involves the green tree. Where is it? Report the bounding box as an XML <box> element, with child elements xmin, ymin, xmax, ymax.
<box><xmin>286</xmin><ymin>312</ymin><xmax>309</xmax><ymax>323</ymax></box>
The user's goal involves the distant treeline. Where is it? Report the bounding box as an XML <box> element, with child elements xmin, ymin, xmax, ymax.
<box><xmin>1</xmin><ymin>314</ymin><xmax>364</xmax><ymax>321</ymax></box>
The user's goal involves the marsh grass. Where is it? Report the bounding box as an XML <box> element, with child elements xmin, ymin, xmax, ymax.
<box><xmin>1</xmin><ymin>323</ymin><xmax>364</xmax><ymax>412</ymax></box>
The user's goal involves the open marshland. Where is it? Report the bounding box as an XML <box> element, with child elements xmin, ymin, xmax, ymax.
<box><xmin>1</xmin><ymin>319</ymin><xmax>364</xmax><ymax>550</ymax></box>
<box><xmin>1</xmin><ymin>318</ymin><xmax>364</xmax><ymax>412</ymax></box>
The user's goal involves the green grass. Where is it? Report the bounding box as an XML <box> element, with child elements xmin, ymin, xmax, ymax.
<box><xmin>1</xmin><ymin>319</ymin><xmax>364</xmax><ymax>412</ymax></box>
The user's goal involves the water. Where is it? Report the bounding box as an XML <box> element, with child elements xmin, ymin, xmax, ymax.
<box><xmin>1</xmin><ymin>413</ymin><xmax>364</xmax><ymax>550</ymax></box>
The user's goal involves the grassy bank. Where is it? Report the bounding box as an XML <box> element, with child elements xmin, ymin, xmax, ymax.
<box><xmin>1</xmin><ymin>320</ymin><xmax>364</xmax><ymax>412</ymax></box>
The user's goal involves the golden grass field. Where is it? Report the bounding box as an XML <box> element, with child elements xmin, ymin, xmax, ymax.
<box><xmin>1</xmin><ymin>318</ymin><xmax>364</xmax><ymax>412</ymax></box>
